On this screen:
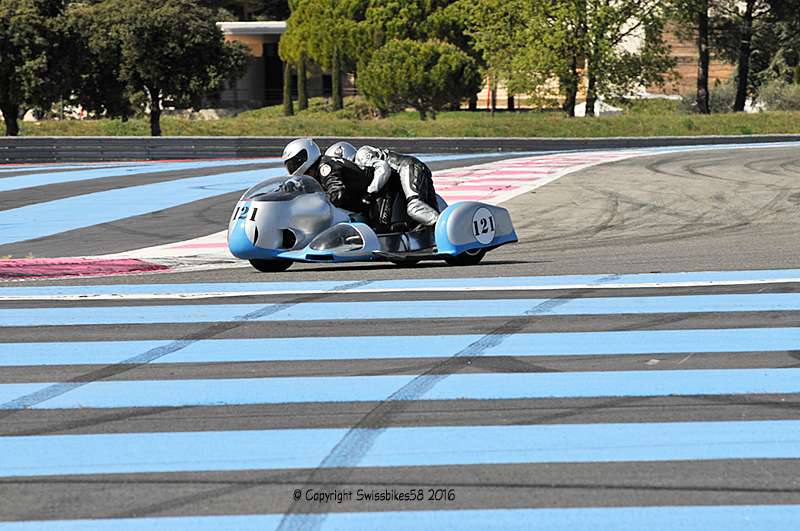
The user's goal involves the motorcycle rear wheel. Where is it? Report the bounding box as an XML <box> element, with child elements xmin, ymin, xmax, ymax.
<box><xmin>444</xmin><ymin>248</ymin><xmax>486</xmax><ymax>266</ymax></box>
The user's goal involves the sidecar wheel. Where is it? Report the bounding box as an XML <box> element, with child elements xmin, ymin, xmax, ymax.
<box><xmin>391</xmin><ymin>259</ymin><xmax>420</xmax><ymax>267</ymax></box>
<box><xmin>444</xmin><ymin>247</ymin><xmax>486</xmax><ymax>266</ymax></box>
<box><xmin>249</xmin><ymin>258</ymin><xmax>292</xmax><ymax>272</ymax></box>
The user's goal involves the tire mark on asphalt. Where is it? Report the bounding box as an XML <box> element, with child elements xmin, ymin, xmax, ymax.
<box><xmin>275</xmin><ymin>292</ymin><xmax>596</xmax><ymax>531</ymax></box>
<box><xmin>0</xmin><ymin>280</ymin><xmax>374</xmax><ymax>417</ymax></box>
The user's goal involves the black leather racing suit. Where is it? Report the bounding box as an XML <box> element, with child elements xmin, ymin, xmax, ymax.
<box><xmin>384</xmin><ymin>150</ymin><xmax>439</xmax><ymax>224</ymax></box>
<box><xmin>316</xmin><ymin>155</ymin><xmax>372</xmax><ymax>213</ymax></box>
<box><xmin>316</xmin><ymin>155</ymin><xmax>394</xmax><ymax>228</ymax></box>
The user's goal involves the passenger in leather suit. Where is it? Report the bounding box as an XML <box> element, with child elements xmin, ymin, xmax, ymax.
<box><xmin>355</xmin><ymin>146</ymin><xmax>439</xmax><ymax>229</ymax></box>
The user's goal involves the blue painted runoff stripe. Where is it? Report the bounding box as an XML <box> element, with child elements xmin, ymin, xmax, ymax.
<box><xmin>1</xmin><ymin>506</ymin><xmax>799</xmax><ymax>531</ymax></box>
<box><xmin>0</xmin><ymin>420</ymin><xmax>798</xmax><ymax>476</ymax></box>
<box><xmin>1</xmin><ymin>328</ymin><xmax>798</xmax><ymax>366</ymax></box>
<box><xmin>4</xmin><ymin>293</ymin><xmax>800</xmax><ymax>326</ymax></box>
<box><xmin>0</xmin><ymin>151</ymin><xmax>516</xmax><ymax>193</ymax></box>
<box><xmin>0</xmin><ymin>340</ymin><xmax>171</xmax><ymax>366</ymax></box>
<box><xmin>0</xmin><ymin>167</ymin><xmax>285</xmax><ymax>246</ymax></box>
<box><xmin>2</xmin><ymin>368</ymin><xmax>799</xmax><ymax>409</ymax></box>
<box><xmin>5</xmin><ymin>269</ymin><xmax>800</xmax><ymax>297</ymax></box>
<box><xmin>0</xmin><ymin>159</ymin><xmax>278</xmax><ymax>193</ymax></box>
<box><xmin>0</xmin><ymin>161</ymin><xmax>149</xmax><ymax>174</ymax></box>
<box><xmin>0</xmin><ymin>160</ymin><xmax>274</xmax><ymax>174</ymax></box>
<box><xmin>354</xmin><ymin>268</ymin><xmax>800</xmax><ymax>290</ymax></box>
<box><xmin>644</xmin><ymin>140</ymin><xmax>800</xmax><ymax>153</ymax></box>
<box><xmin>0</xmin><ymin>383</ymin><xmax>55</xmax><ymax>405</ymax></box>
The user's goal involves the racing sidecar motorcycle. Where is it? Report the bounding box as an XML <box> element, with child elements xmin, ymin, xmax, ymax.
<box><xmin>227</xmin><ymin>174</ymin><xmax>517</xmax><ymax>272</ymax></box>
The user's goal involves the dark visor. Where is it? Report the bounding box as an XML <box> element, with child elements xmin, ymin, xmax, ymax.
<box><xmin>284</xmin><ymin>149</ymin><xmax>308</xmax><ymax>174</ymax></box>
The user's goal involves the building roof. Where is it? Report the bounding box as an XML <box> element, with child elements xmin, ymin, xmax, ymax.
<box><xmin>217</xmin><ymin>21</ymin><xmax>286</xmax><ymax>35</ymax></box>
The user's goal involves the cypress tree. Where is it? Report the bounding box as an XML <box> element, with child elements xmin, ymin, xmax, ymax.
<box><xmin>332</xmin><ymin>44</ymin><xmax>343</xmax><ymax>111</ymax></box>
<box><xmin>283</xmin><ymin>61</ymin><xmax>293</xmax><ymax>116</ymax></box>
<box><xmin>298</xmin><ymin>51</ymin><xmax>308</xmax><ymax>111</ymax></box>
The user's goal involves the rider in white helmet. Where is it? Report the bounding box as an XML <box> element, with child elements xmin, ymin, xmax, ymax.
<box><xmin>282</xmin><ymin>137</ymin><xmax>321</xmax><ymax>176</ymax></box>
<box><xmin>282</xmin><ymin>139</ymin><xmax>389</xmax><ymax>228</ymax></box>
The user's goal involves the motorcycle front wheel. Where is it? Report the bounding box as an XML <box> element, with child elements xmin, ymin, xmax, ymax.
<box><xmin>249</xmin><ymin>258</ymin><xmax>293</xmax><ymax>272</ymax></box>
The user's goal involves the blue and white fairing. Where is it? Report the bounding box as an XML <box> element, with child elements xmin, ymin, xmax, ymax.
<box><xmin>434</xmin><ymin>201</ymin><xmax>517</xmax><ymax>256</ymax></box>
<box><xmin>227</xmin><ymin>175</ymin><xmax>349</xmax><ymax>260</ymax></box>
<box><xmin>228</xmin><ymin>174</ymin><xmax>517</xmax><ymax>268</ymax></box>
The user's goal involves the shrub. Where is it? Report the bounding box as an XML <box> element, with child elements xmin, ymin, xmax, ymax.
<box><xmin>358</xmin><ymin>39</ymin><xmax>482</xmax><ymax>121</ymax></box>
<box><xmin>756</xmin><ymin>80</ymin><xmax>800</xmax><ymax>111</ymax></box>
<box><xmin>239</xmin><ymin>97</ymin><xmax>379</xmax><ymax>120</ymax></box>
<box><xmin>676</xmin><ymin>81</ymin><xmax>737</xmax><ymax>114</ymax></box>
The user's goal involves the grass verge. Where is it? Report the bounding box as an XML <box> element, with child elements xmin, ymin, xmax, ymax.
<box><xmin>5</xmin><ymin>97</ymin><xmax>800</xmax><ymax>138</ymax></box>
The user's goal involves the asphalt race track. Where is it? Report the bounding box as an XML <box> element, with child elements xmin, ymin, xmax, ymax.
<box><xmin>1</xmin><ymin>144</ymin><xmax>800</xmax><ymax>530</ymax></box>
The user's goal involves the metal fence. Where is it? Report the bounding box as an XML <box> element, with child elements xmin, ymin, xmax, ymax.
<box><xmin>1</xmin><ymin>135</ymin><xmax>799</xmax><ymax>163</ymax></box>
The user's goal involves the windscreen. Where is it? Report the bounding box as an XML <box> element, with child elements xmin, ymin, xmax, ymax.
<box><xmin>240</xmin><ymin>175</ymin><xmax>325</xmax><ymax>202</ymax></box>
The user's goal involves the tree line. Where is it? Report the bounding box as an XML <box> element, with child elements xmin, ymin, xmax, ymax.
<box><xmin>280</xmin><ymin>0</ymin><xmax>800</xmax><ymax>119</ymax></box>
<box><xmin>3</xmin><ymin>0</ymin><xmax>800</xmax><ymax>136</ymax></box>
<box><xmin>0</xmin><ymin>0</ymin><xmax>252</xmax><ymax>136</ymax></box>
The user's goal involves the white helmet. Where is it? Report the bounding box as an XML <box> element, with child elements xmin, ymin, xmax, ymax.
<box><xmin>283</xmin><ymin>138</ymin><xmax>321</xmax><ymax>175</ymax></box>
<box><xmin>325</xmin><ymin>141</ymin><xmax>357</xmax><ymax>161</ymax></box>
<box><xmin>355</xmin><ymin>145</ymin><xmax>385</xmax><ymax>167</ymax></box>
